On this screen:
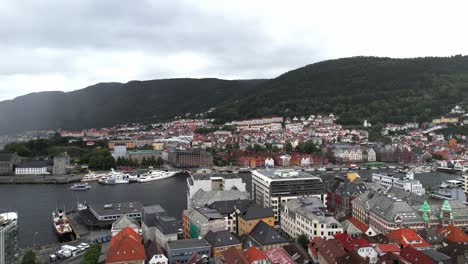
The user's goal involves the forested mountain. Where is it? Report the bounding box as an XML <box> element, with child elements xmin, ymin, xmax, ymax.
<box><xmin>0</xmin><ymin>78</ymin><xmax>264</xmax><ymax>134</ymax></box>
<box><xmin>1</xmin><ymin>56</ymin><xmax>467</xmax><ymax>134</ymax></box>
<box><xmin>212</xmin><ymin>56</ymin><xmax>468</xmax><ymax>124</ymax></box>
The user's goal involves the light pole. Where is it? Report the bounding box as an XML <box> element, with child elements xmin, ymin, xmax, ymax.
<box><xmin>33</xmin><ymin>232</ymin><xmax>38</xmax><ymax>249</ymax></box>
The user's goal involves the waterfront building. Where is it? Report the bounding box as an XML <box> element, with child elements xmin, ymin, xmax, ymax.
<box><xmin>251</xmin><ymin>169</ymin><xmax>326</xmax><ymax>224</ymax></box>
<box><xmin>106</xmin><ymin>227</ymin><xmax>146</xmax><ymax>264</ymax></box>
<box><xmin>352</xmin><ymin>188</ymin><xmax>468</xmax><ymax>234</ymax></box>
<box><xmin>15</xmin><ymin>160</ymin><xmax>51</xmax><ymax>175</ymax></box>
<box><xmin>281</xmin><ymin>197</ymin><xmax>342</xmax><ymax>240</ymax></box>
<box><xmin>127</xmin><ymin>150</ymin><xmax>162</xmax><ymax>164</ymax></box>
<box><xmin>166</xmin><ymin>239</ymin><xmax>211</xmax><ymax>264</ymax></box>
<box><xmin>237</xmin><ymin>206</ymin><xmax>274</xmax><ymax>236</ymax></box>
<box><xmin>89</xmin><ymin>202</ymin><xmax>143</xmax><ymax>222</ymax></box>
<box><xmin>187</xmin><ymin>173</ymin><xmax>247</xmax><ymax>208</ymax></box>
<box><xmin>204</xmin><ymin>230</ymin><xmax>242</xmax><ymax>257</ymax></box>
<box><xmin>372</xmin><ymin>172</ymin><xmax>425</xmax><ymax>195</ymax></box>
<box><xmin>0</xmin><ymin>212</ymin><xmax>18</xmax><ymax>264</ymax></box>
<box><xmin>0</xmin><ymin>152</ymin><xmax>19</xmax><ymax>176</ymax></box>
<box><xmin>52</xmin><ymin>152</ymin><xmax>70</xmax><ymax>175</ymax></box>
<box><xmin>111</xmin><ymin>214</ymin><xmax>140</xmax><ymax>237</ymax></box>
<box><xmin>168</xmin><ymin>149</ymin><xmax>213</xmax><ymax>168</ymax></box>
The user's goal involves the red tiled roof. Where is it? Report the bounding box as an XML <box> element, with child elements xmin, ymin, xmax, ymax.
<box><xmin>308</xmin><ymin>237</ymin><xmax>325</xmax><ymax>257</ymax></box>
<box><xmin>106</xmin><ymin>227</ymin><xmax>145</xmax><ymax>263</ymax></box>
<box><xmin>244</xmin><ymin>246</ymin><xmax>266</xmax><ymax>263</ymax></box>
<box><xmin>436</xmin><ymin>225</ymin><xmax>468</xmax><ymax>243</ymax></box>
<box><xmin>220</xmin><ymin>247</ymin><xmax>249</xmax><ymax>264</ymax></box>
<box><xmin>352</xmin><ymin>237</ymin><xmax>371</xmax><ymax>248</ymax></box>
<box><xmin>317</xmin><ymin>239</ymin><xmax>347</xmax><ymax>264</ymax></box>
<box><xmin>264</xmin><ymin>248</ymin><xmax>294</xmax><ymax>264</ymax></box>
<box><xmin>400</xmin><ymin>246</ymin><xmax>434</xmax><ymax>264</ymax></box>
<box><xmin>348</xmin><ymin>217</ymin><xmax>369</xmax><ymax>233</ymax></box>
<box><xmin>376</xmin><ymin>243</ymin><xmax>401</xmax><ymax>253</ymax></box>
<box><xmin>387</xmin><ymin>228</ymin><xmax>431</xmax><ymax>248</ymax></box>
<box><xmin>333</xmin><ymin>233</ymin><xmax>354</xmax><ymax>252</ymax></box>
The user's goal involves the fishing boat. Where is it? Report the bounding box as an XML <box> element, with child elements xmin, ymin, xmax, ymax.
<box><xmin>70</xmin><ymin>183</ymin><xmax>91</xmax><ymax>191</ymax></box>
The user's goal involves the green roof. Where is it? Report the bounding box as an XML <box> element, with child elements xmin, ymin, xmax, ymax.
<box><xmin>441</xmin><ymin>200</ymin><xmax>452</xmax><ymax>211</ymax></box>
<box><xmin>422</xmin><ymin>212</ymin><xmax>429</xmax><ymax>222</ymax></box>
<box><xmin>419</xmin><ymin>200</ymin><xmax>431</xmax><ymax>213</ymax></box>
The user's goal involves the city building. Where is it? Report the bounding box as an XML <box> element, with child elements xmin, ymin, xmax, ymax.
<box><xmin>237</xmin><ymin>206</ymin><xmax>275</xmax><ymax>236</ymax></box>
<box><xmin>387</xmin><ymin>228</ymin><xmax>431</xmax><ymax>249</ymax></box>
<box><xmin>108</xmin><ymin>140</ymin><xmax>136</xmax><ymax>149</ymax></box>
<box><xmin>187</xmin><ymin>173</ymin><xmax>247</xmax><ymax>209</ymax></box>
<box><xmin>247</xmin><ymin>221</ymin><xmax>288</xmax><ymax>250</ymax></box>
<box><xmin>113</xmin><ymin>144</ymin><xmax>127</xmax><ymax>160</ymax></box>
<box><xmin>106</xmin><ymin>227</ymin><xmax>146</xmax><ymax>264</ymax></box>
<box><xmin>326</xmin><ymin>175</ymin><xmax>367</xmax><ymax>218</ymax></box>
<box><xmin>219</xmin><ymin>246</ymin><xmax>249</xmax><ymax>264</ymax></box>
<box><xmin>149</xmin><ymin>254</ymin><xmax>168</xmax><ymax>264</ymax></box>
<box><xmin>0</xmin><ymin>152</ymin><xmax>19</xmax><ymax>176</ymax></box>
<box><xmin>0</xmin><ymin>212</ymin><xmax>18</xmax><ymax>264</ymax></box>
<box><xmin>251</xmin><ymin>169</ymin><xmax>327</xmax><ymax>224</ymax></box>
<box><xmin>372</xmin><ymin>172</ymin><xmax>425</xmax><ymax>195</ymax></box>
<box><xmin>15</xmin><ymin>160</ymin><xmax>51</xmax><ymax>175</ymax></box>
<box><xmin>352</xmin><ymin>188</ymin><xmax>468</xmax><ymax>234</ymax></box>
<box><xmin>140</xmin><ymin>205</ymin><xmax>180</xmax><ymax>251</ymax></box>
<box><xmin>317</xmin><ymin>239</ymin><xmax>347</xmax><ymax>264</ymax></box>
<box><xmin>166</xmin><ymin>239</ymin><xmax>211</xmax><ymax>264</ymax></box>
<box><xmin>111</xmin><ymin>214</ymin><xmax>140</xmax><ymax>237</ymax></box>
<box><xmin>182</xmin><ymin>207</ymin><xmax>225</xmax><ymax>239</ymax></box>
<box><xmin>52</xmin><ymin>152</ymin><xmax>70</xmax><ymax>175</ymax></box>
<box><xmin>168</xmin><ymin>149</ymin><xmax>213</xmax><ymax>168</ymax></box>
<box><xmin>127</xmin><ymin>150</ymin><xmax>162</xmax><ymax>164</ymax></box>
<box><xmin>281</xmin><ymin>197</ymin><xmax>342</xmax><ymax>240</ymax></box>
<box><xmin>208</xmin><ymin>200</ymin><xmax>252</xmax><ymax>234</ymax></box>
<box><xmin>88</xmin><ymin>202</ymin><xmax>143</xmax><ymax>222</ymax></box>
<box><xmin>204</xmin><ymin>230</ymin><xmax>242</xmax><ymax>257</ymax></box>
<box><xmin>243</xmin><ymin>246</ymin><xmax>268</xmax><ymax>264</ymax></box>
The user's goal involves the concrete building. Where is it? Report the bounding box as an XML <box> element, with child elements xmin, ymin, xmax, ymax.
<box><xmin>204</xmin><ymin>230</ymin><xmax>242</xmax><ymax>257</ymax></box>
<box><xmin>168</xmin><ymin>149</ymin><xmax>213</xmax><ymax>168</ymax></box>
<box><xmin>166</xmin><ymin>239</ymin><xmax>211</xmax><ymax>264</ymax></box>
<box><xmin>141</xmin><ymin>205</ymin><xmax>180</xmax><ymax>251</ymax></box>
<box><xmin>251</xmin><ymin>169</ymin><xmax>327</xmax><ymax>224</ymax></box>
<box><xmin>237</xmin><ymin>206</ymin><xmax>275</xmax><ymax>236</ymax></box>
<box><xmin>0</xmin><ymin>153</ymin><xmax>19</xmax><ymax>176</ymax></box>
<box><xmin>111</xmin><ymin>214</ymin><xmax>140</xmax><ymax>237</ymax></box>
<box><xmin>112</xmin><ymin>144</ymin><xmax>127</xmax><ymax>160</ymax></box>
<box><xmin>52</xmin><ymin>152</ymin><xmax>70</xmax><ymax>175</ymax></box>
<box><xmin>0</xmin><ymin>212</ymin><xmax>18</xmax><ymax>264</ymax></box>
<box><xmin>187</xmin><ymin>173</ymin><xmax>247</xmax><ymax>208</ymax></box>
<box><xmin>182</xmin><ymin>208</ymin><xmax>226</xmax><ymax>239</ymax></box>
<box><xmin>372</xmin><ymin>172</ymin><xmax>425</xmax><ymax>195</ymax></box>
<box><xmin>127</xmin><ymin>150</ymin><xmax>162</xmax><ymax>164</ymax></box>
<box><xmin>281</xmin><ymin>197</ymin><xmax>342</xmax><ymax>240</ymax></box>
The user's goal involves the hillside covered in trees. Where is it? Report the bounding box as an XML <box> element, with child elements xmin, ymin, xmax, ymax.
<box><xmin>212</xmin><ymin>56</ymin><xmax>468</xmax><ymax>125</ymax></box>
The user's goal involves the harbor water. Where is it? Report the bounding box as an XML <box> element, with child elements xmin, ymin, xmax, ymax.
<box><xmin>0</xmin><ymin>170</ymin><xmax>459</xmax><ymax>248</ymax></box>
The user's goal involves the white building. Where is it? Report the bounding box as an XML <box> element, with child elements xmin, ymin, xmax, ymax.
<box><xmin>251</xmin><ymin>169</ymin><xmax>327</xmax><ymax>225</ymax></box>
<box><xmin>372</xmin><ymin>172</ymin><xmax>425</xmax><ymax>195</ymax></box>
<box><xmin>149</xmin><ymin>254</ymin><xmax>168</xmax><ymax>264</ymax></box>
<box><xmin>264</xmin><ymin>158</ymin><xmax>275</xmax><ymax>168</ymax></box>
<box><xmin>112</xmin><ymin>145</ymin><xmax>127</xmax><ymax>159</ymax></box>
<box><xmin>111</xmin><ymin>214</ymin><xmax>140</xmax><ymax>237</ymax></box>
<box><xmin>281</xmin><ymin>197</ymin><xmax>342</xmax><ymax>240</ymax></box>
<box><xmin>187</xmin><ymin>173</ymin><xmax>246</xmax><ymax>208</ymax></box>
<box><xmin>15</xmin><ymin>161</ymin><xmax>50</xmax><ymax>175</ymax></box>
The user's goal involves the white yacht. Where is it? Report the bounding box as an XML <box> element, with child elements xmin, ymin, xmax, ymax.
<box><xmin>137</xmin><ymin>170</ymin><xmax>178</xmax><ymax>183</ymax></box>
<box><xmin>81</xmin><ymin>171</ymin><xmax>107</xmax><ymax>182</ymax></box>
<box><xmin>439</xmin><ymin>180</ymin><xmax>463</xmax><ymax>189</ymax></box>
<box><xmin>98</xmin><ymin>169</ymin><xmax>130</xmax><ymax>184</ymax></box>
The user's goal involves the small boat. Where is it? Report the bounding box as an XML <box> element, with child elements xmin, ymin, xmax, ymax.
<box><xmin>317</xmin><ymin>167</ymin><xmax>326</xmax><ymax>172</ymax></box>
<box><xmin>370</xmin><ymin>167</ymin><xmax>378</xmax><ymax>170</ymax></box>
<box><xmin>388</xmin><ymin>165</ymin><xmax>396</xmax><ymax>169</ymax></box>
<box><xmin>98</xmin><ymin>169</ymin><xmax>130</xmax><ymax>185</ymax></box>
<box><xmin>70</xmin><ymin>183</ymin><xmax>91</xmax><ymax>191</ymax></box>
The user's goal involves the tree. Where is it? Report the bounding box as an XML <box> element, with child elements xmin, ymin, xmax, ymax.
<box><xmin>296</xmin><ymin>141</ymin><xmax>320</xmax><ymax>154</ymax></box>
<box><xmin>285</xmin><ymin>142</ymin><xmax>293</xmax><ymax>153</ymax></box>
<box><xmin>83</xmin><ymin>243</ymin><xmax>102</xmax><ymax>264</ymax></box>
<box><xmin>141</xmin><ymin>156</ymin><xmax>148</xmax><ymax>167</ymax></box>
<box><xmin>297</xmin><ymin>233</ymin><xmax>309</xmax><ymax>250</ymax></box>
<box><xmin>155</xmin><ymin>157</ymin><xmax>164</xmax><ymax>168</ymax></box>
<box><xmin>272</xmin><ymin>145</ymin><xmax>280</xmax><ymax>153</ymax></box>
<box><xmin>149</xmin><ymin>156</ymin><xmax>157</xmax><ymax>166</ymax></box>
<box><xmin>253</xmin><ymin>144</ymin><xmax>263</xmax><ymax>152</ymax></box>
<box><xmin>21</xmin><ymin>250</ymin><xmax>37</xmax><ymax>264</ymax></box>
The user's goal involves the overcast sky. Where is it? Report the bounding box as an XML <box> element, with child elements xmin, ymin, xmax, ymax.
<box><xmin>1</xmin><ymin>0</ymin><xmax>468</xmax><ymax>101</ymax></box>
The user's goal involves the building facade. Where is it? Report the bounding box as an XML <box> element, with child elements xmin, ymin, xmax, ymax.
<box><xmin>52</xmin><ymin>152</ymin><xmax>70</xmax><ymax>175</ymax></box>
<box><xmin>127</xmin><ymin>150</ymin><xmax>162</xmax><ymax>164</ymax></box>
<box><xmin>281</xmin><ymin>197</ymin><xmax>342</xmax><ymax>240</ymax></box>
<box><xmin>372</xmin><ymin>172</ymin><xmax>425</xmax><ymax>195</ymax></box>
<box><xmin>15</xmin><ymin>161</ymin><xmax>51</xmax><ymax>175</ymax></box>
<box><xmin>168</xmin><ymin>149</ymin><xmax>213</xmax><ymax>168</ymax></box>
<box><xmin>0</xmin><ymin>153</ymin><xmax>19</xmax><ymax>176</ymax></box>
<box><xmin>251</xmin><ymin>169</ymin><xmax>327</xmax><ymax>224</ymax></box>
<box><xmin>0</xmin><ymin>212</ymin><xmax>18</xmax><ymax>264</ymax></box>
<box><xmin>166</xmin><ymin>239</ymin><xmax>211</xmax><ymax>264</ymax></box>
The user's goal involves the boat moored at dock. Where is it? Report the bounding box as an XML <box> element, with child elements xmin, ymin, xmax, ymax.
<box><xmin>137</xmin><ymin>170</ymin><xmax>178</xmax><ymax>183</ymax></box>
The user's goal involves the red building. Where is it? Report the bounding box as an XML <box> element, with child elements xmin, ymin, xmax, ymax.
<box><xmin>106</xmin><ymin>227</ymin><xmax>146</xmax><ymax>264</ymax></box>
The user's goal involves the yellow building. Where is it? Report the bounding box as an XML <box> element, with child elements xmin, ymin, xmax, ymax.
<box><xmin>432</xmin><ymin>117</ymin><xmax>459</xmax><ymax>124</ymax></box>
<box><xmin>237</xmin><ymin>206</ymin><xmax>275</xmax><ymax>236</ymax></box>
<box><xmin>152</xmin><ymin>142</ymin><xmax>165</xmax><ymax>150</ymax></box>
<box><xmin>108</xmin><ymin>140</ymin><xmax>136</xmax><ymax>149</ymax></box>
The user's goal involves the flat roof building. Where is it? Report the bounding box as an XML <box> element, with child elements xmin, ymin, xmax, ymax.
<box><xmin>251</xmin><ymin>169</ymin><xmax>327</xmax><ymax>224</ymax></box>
